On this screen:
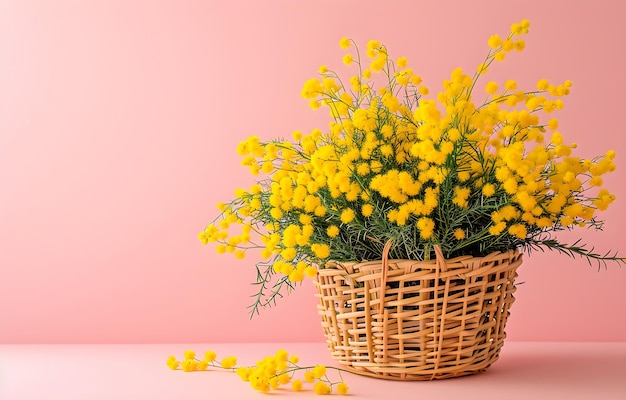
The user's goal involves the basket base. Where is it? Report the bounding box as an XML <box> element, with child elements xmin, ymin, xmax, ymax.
<box><xmin>337</xmin><ymin>360</ymin><xmax>495</xmax><ymax>381</ymax></box>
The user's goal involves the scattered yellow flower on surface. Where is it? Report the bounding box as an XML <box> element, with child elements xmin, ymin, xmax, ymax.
<box><xmin>166</xmin><ymin>356</ymin><xmax>179</xmax><ymax>370</ymax></box>
<box><xmin>312</xmin><ymin>365</ymin><xmax>327</xmax><ymax>378</ymax></box>
<box><xmin>221</xmin><ymin>356</ymin><xmax>237</xmax><ymax>369</ymax></box>
<box><xmin>337</xmin><ymin>382</ymin><xmax>349</xmax><ymax>395</ymax></box>
<box><xmin>314</xmin><ymin>381</ymin><xmax>332</xmax><ymax>395</ymax></box>
<box><xmin>292</xmin><ymin>379</ymin><xmax>303</xmax><ymax>391</ymax></box>
<box><xmin>204</xmin><ymin>351</ymin><xmax>217</xmax><ymax>362</ymax></box>
<box><xmin>169</xmin><ymin>348</ymin><xmax>350</xmax><ymax>394</ymax></box>
<box><xmin>303</xmin><ymin>370</ymin><xmax>316</xmax><ymax>383</ymax></box>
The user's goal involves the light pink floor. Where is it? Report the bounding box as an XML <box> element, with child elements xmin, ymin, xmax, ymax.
<box><xmin>1</xmin><ymin>342</ymin><xmax>625</xmax><ymax>399</ymax></box>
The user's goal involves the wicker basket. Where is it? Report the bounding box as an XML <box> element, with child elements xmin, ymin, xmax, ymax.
<box><xmin>313</xmin><ymin>241</ymin><xmax>522</xmax><ymax>380</ymax></box>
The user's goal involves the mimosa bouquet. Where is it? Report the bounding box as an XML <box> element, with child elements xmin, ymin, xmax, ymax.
<box><xmin>199</xmin><ymin>19</ymin><xmax>622</xmax><ymax>316</ymax></box>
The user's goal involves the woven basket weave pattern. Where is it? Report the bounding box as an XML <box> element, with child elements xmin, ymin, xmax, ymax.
<box><xmin>314</xmin><ymin>244</ymin><xmax>522</xmax><ymax>380</ymax></box>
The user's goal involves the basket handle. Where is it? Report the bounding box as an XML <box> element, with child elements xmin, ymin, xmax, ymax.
<box><xmin>378</xmin><ymin>241</ymin><xmax>447</xmax><ymax>314</ymax></box>
<box><xmin>433</xmin><ymin>245</ymin><xmax>447</xmax><ymax>273</ymax></box>
<box><xmin>431</xmin><ymin>244</ymin><xmax>448</xmax><ymax>377</ymax></box>
<box><xmin>378</xmin><ymin>239</ymin><xmax>393</xmax><ymax>314</ymax></box>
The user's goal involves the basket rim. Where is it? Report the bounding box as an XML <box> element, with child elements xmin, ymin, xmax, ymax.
<box><xmin>323</xmin><ymin>247</ymin><xmax>522</xmax><ymax>270</ymax></box>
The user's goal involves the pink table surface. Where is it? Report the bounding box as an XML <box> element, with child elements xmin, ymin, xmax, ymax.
<box><xmin>1</xmin><ymin>342</ymin><xmax>625</xmax><ymax>400</ymax></box>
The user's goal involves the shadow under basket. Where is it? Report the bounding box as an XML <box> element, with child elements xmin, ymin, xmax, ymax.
<box><xmin>313</xmin><ymin>243</ymin><xmax>522</xmax><ymax>381</ymax></box>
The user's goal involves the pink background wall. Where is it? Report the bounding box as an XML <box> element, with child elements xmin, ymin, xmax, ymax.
<box><xmin>1</xmin><ymin>0</ymin><xmax>625</xmax><ymax>344</ymax></box>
